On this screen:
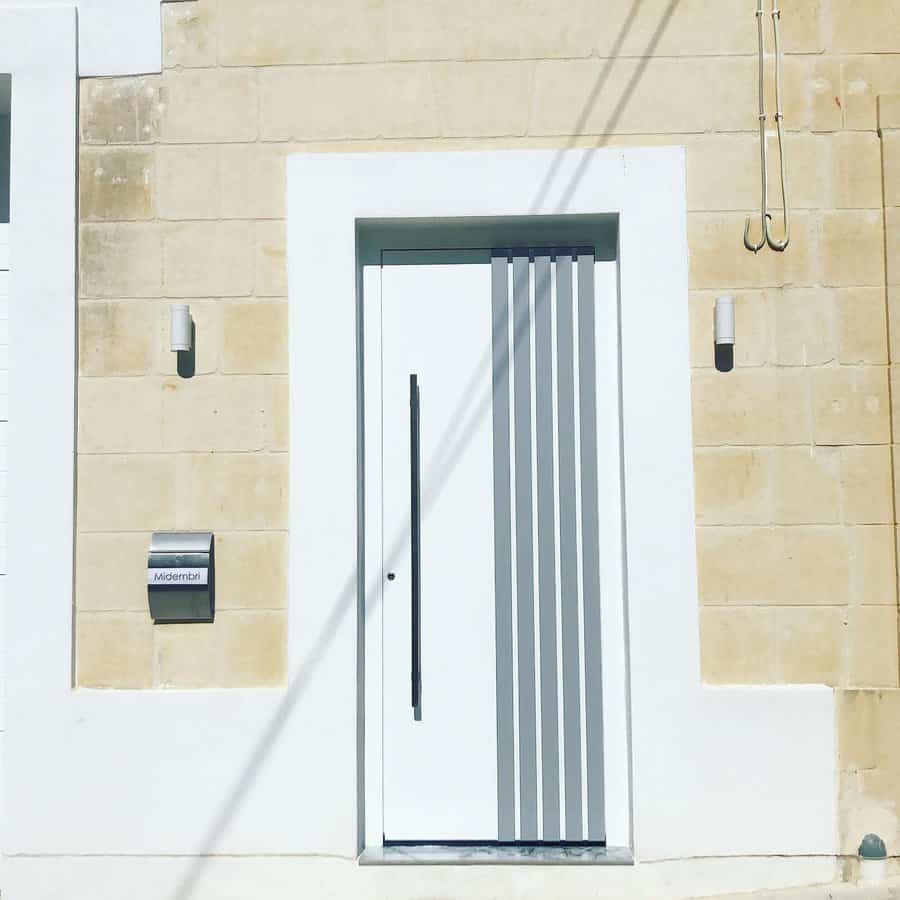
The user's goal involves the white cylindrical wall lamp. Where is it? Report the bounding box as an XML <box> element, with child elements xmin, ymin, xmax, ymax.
<box><xmin>170</xmin><ymin>304</ymin><xmax>192</xmax><ymax>353</ymax></box>
<box><xmin>714</xmin><ymin>295</ymin><xmax>735</xmax><ymax>373</ymax></box>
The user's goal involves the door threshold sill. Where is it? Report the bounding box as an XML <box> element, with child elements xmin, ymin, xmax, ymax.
<box><xmin>359</xmin><ymin>845</ymin><xmax>634</xmax><ymax>866</ymax></box>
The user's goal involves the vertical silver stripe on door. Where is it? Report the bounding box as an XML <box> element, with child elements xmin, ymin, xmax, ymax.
<box><xmin>491</xmin><ymin>248</ymin><xmax>606</xmax><ymax>844</ymax></box>
<box><xmin>577</xmin><ymin>254</ymin><xmax>606</xmax><ymax>842</ymax></box>
<box><xmin>512</xmin><ymin>253</ymin><xmax>538</xmax><ymax>841</ymax></box>
<box><xmin>555</xmin><ymin>253</ymin><xmax>584</xmax><ymax>841</ymax></box>
<box><xmin>533</xmin><ymin>254</ymin><xmax>560</xmax><ymax>842</ymax></box>
<box><xmin>490</xmin><ymin>254</ymin><xmax>516</xmax><ymax>841</ymax></box>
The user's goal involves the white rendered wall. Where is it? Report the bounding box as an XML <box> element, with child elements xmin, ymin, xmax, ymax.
<box><xmin>0</xmin><ymin>223</ymin><xmax>8</xmax><ymax>573</ymax></box>
<box><xmin>0</xmin><ymin>1</ymin><xmax>180</xmax><ymax>77</ymax></box>
<box><xmin>0</xmin><ymin>222</ymin><xmax>7</xmax><ymax>886</ymax></box>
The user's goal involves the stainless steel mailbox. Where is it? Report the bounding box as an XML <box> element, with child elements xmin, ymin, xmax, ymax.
<box><xmin>148</xmin><ymin>532</ymin><xmax>214</xmax><ymax>623</ymax></box>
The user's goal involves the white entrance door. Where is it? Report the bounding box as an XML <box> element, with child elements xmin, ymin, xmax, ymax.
<box><xmin>381</xmin><ymin>251</ymin><xmax>499</xmax><ymax>842</ymax></box>
<box><xmin>376</xmin><ymin>247</ymin><xmax>611</xmax><ymax>845</ymax></box>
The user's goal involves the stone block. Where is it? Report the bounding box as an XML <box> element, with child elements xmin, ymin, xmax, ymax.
<box><xmin>179</xmin><ymin>453</ymin><xmax>288</xmax><ymax>530</ymax></box>
<box><xmin>833</xmin><ymin>132</ymin><xmax>883</xmax><ymax>209</ymax></box>
<box><xmin>532</xmin><ymin>57</ymin><xmax>756</xmax><ymax>137</ymax></box>
<box><xmin>255</xmin><ymin>222</ymin><xmax>287</xmax><ymax>297</ymax></box>
<box><xmin>80</xmin><ymin>77</ymin><xmax>162</xmax><ymax>144</ymax></box>
<box><xmin>821</xmin><ymin>211</ymin><xmax>885</xmax><ymax>287</ymax></box>
<box><xmin>215</xmin><ymin>532</ymin><xmax>288</xmax><ymax>610</ymax></box>
<box><xmin>78</xmin><ymin>454</ymin><xmax>177</xmax><ymax>532</ymax></box>
<box><xmin>812</xmin><ymin>366</ymin><xmax>890</xmax><ymax>446</ymax></box>
<box><xmin>78</xmin><ymin>377</ymin><xmax>164</xmax><ymax>453</ymax></box>
<box><xmin>220</xmin><ymin>610</ymin><xmax>287</xmax><ymax>687</ymax></box>
<box><xmin>879</xmin><ymin>94</ymin><xmax>900</xmax><ymax>132</ymax></box>
<box><xmin>700</xmin><ymin>606</ymin><xmax>776</xmax><ymax>684</ymax></box>
<box><xmin>76</xmin><ymin>612</ymin><xmax>153</xmax><ymax>689</ymax></box>
<box><xmin>850</xmin><ymin>525</ymin><xmax>897</xmax><ymax>606</ymax></box>
<box><xmin>767</xmin><ymin>132</ymin><xmax>830</xmax><ymax>211</ymax></box>
<box><xmin>694</xmin><ymin>448</ymin><xmax>772</xmax><ymax>526</ymax></box>
<box><xmin>260</xmin><ymin>64</ymin><xmax>438</xmax><ymax>141</ymax></box>
<box><xmin>79</xmin><ymin>301</ymin><xmax>158</xmax><ymax>376</ymax></box>
<box><xmin>162</xmin><ymin>0</ymin><xmax>217</xmax><ymax>69</ymax></box>
<box><xmin>832</xmin><ymin>0</ymin><xmax>900</xmax><ymax>54</ymax></box>
<box><xmin>266</xmin><ymin>376</ymin><xmax>288</xmax><ymax>452</ymax></box>
<box><xmin>155</xmin><ymin>620</ymin><xmax>222</xmax><ymax>689</ymax></box>
<box><xmin>431</xmin><ymin>61</ymin><xmax>532</xmax><ymax>138</ymax></box>
<box><xmin>598</xmin><ymin>0</ymin><xmax>822</xmax><ymax>57</ymax></box>
<box><xmin>837</xmin><ymin>288</ymin><xmax>888</xmax><ymax>364</ymax></box>
<box><xmin>219</xmin><ymin>0</ymin><xmax>385</xmax><ymax>66</ymax></box>
<box><xmin>160</xmin><ymin>375</ymin><xmax>267</xmax><ymax>452</ymax></box>
<box><xmin>779</xmin><ymin>527</ymin><xmax>851</xmax><ymax>606</ymax></box>
<box><xmin>692</xmin><ymin>369</ymin><xmax>812</xmax><ymax>446</ymax></box>
<box><xmin>76</xmin><ymin>532</ymin><xmax>153</xmax><ymax>613</ymax></box>
<box><xmin>686</xmin><ymin>135</ymin><xmax>760</xmax><ymax>215</ymax></box>
<box><xmin>841</xmin><ymin>57</ymin><xmax>900</xmax><ymax>132</ymax></box>
<box><xmin>887</xmin><ymin>208</ymin><xmax>900</xmax><ymax>286</ymax></box>
<box><xmin>698</xmin><ymin>525</ymin><xmax>851</xmax><ymax>606</ymax></box>
<box><xmin>80</xmin><ymin>147</ymin><xmax>155</xmax><ymax>221</ymax></box>
<box><xmin>222</xmin><ymin>301</ymin><xmax>288</xmax><ymax>374</ymax></box>
<box><xmin>386</xmin><ymin>0</ymin><xmax>598</xmax><ymax>60</ymax></box>
<box><xmin>696</xmin><ymin>526</ymin><xmax>779</xmax><ymax>606</ymax></box>
<box><xmin>219</xmin><ymin>144</ymin><xmax>286</xmax><ymax>220</ymax></box>
<box><xmin>80</xmin><ymin>224</ymin><xmax>163</xmax><ymax>299</ymax></box>
<box><xmin>688</xmin><ymin>212</ymin><xmax>812</xmax><ymax>290</ymax></box>
<box><xmin>156</xmin><ymin>145</ymin><xmax>220</xmax><ymax>220</ymax></box>
<box><xmin>882</xmin><ymin>132</ymin><xmax>900</xmax><ymax>209</ymax></box>
<box><xmin>163</xmin><ymin>221</ymin><xmax>254</xmax><ymax>298</ymax></box>
<box><xmin>160</xmin><ymin>68</ymin><xmax>258</xmax><ymax>143</ymax></box>
<box><xmin>838</xmin><ymin>688</ymin><xmax>884</xmax><ymax>772</ymax></box>
<box><xmin>771</xmin><ymin>288</ymin><xmax>836</xmax><ymax>366</ymax></box>
<box><xmin>774</xmin><ymin>606</ymin><xmax>845</xmax><ymax>684</ymax></box>
<box><xmin>846</xmin><ymin>606</ymin><xmax>899</xmax><ymax>688</ymax></box>
<box><xmin>841</xmin><ymin>445</ymin><xmax>893</xmax><ymax>524</ymax></box>
<box><xmin>773</xmin><ymin>446</ymin><xmax>840</xmax><ymax>525</ymax></box>
<box><xmin>687</xmin><ymin>133</ymin><xmax>827</xmax><ymax>214</ymax></box>
<box><xmin>888</xmin><ymin>286</ymin><xmax>900</xmax><ymax>361</ymax></box>
<box><xmin>776</xmin><ymin>56</ymin><xmax>842</xmax><ymax>133</ymax></box>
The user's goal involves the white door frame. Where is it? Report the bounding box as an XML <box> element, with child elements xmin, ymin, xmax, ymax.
<box><xmin>362</xmin><ymin>247</ymin><xmax>629</xmax><ymax>850</ymax></box>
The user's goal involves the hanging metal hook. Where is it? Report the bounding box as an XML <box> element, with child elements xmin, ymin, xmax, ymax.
<box><xmin>744</xmin><ymin>0</ymin><xmax>768</xmax><ymax>253</ymax></box>
<box><xmin>744</xmin><ymin>0</ymin><xmax>790</xmax><ymax>253</ymax></box>
<box><xmin>764</xmin><ymin>0</ymin><xmax>790</xmax><ymax>251</ymax></box>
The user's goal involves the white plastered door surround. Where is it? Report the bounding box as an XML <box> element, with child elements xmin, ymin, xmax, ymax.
<box><xmin>288</xmin><ymin>147</ymin><xmax>837</xmax><ymax>863</ymax></box>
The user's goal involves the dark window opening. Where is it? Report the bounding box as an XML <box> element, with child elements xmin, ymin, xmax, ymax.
<box><xmin>0</xmin><ymin>75</ymin><xmax>10</xmax><ymax>224</ymax></box>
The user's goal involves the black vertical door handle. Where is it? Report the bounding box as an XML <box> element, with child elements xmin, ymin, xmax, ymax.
<box><xmin>410</xmin><ymin>374</ymin><xmax>422</xmax><ymax>721</ymax></box>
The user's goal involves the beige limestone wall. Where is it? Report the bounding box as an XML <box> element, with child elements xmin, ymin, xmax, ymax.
<box><xmin>836</xmin><ymin>94</ymin><xmax>900</xmax><ymax>862</ymax></box>
<box><xmin>73</xmin><ymin>0</ymin><xmax>900</xmax><ymax>841</ymax></box>
<box><xmin>73</xmin><ymin>0</ymin><xmax>900</xmax><ymax>859</ymax></box>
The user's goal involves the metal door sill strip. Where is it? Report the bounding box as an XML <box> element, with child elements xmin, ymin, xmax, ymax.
<box><xmin>359</xmin><ymin>845</ymin><xmax>634</xmax><ymax>866</ymax></box>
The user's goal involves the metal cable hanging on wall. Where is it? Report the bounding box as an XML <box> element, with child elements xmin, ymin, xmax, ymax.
<box><xmin>744</xmin><ymin>0</ymin><xmax>790</xmax><ymax>253</ymax></box>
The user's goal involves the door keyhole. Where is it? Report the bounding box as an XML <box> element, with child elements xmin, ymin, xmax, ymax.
<box><xmin>387</xmin><ymin>572</ymin><xmax>396</xmax><ymax>581</ymax></box>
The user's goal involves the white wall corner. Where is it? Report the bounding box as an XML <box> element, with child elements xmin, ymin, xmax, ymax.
<box><xmin>0</xmin><ymin>1</ymin><xmax>176</xmax><ymax>77</ymax></box>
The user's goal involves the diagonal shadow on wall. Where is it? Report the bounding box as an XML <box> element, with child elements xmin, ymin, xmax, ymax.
<box><xmin>170</xmin><ymin>2</ymin><xmax>681</xmax><ymax>897</ymax></box>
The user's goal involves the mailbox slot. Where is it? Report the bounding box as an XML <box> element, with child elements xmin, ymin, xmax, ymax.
<box><xmin>148</xmin><ymin>532</ymin><xmax>214</xmax><ymax>623</ymax></box>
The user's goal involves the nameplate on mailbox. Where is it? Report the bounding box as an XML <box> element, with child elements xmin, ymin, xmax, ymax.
<box><xmin>147</xmin><ymin>567</ymin><xmax>208</xmax><ymax>586</ymax></box>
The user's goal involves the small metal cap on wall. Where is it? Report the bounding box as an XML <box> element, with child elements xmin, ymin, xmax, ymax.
<box><xmin>147</xmin><ymin>532</ymin><xmax>215</xmax><ymax>624</ymax></box>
